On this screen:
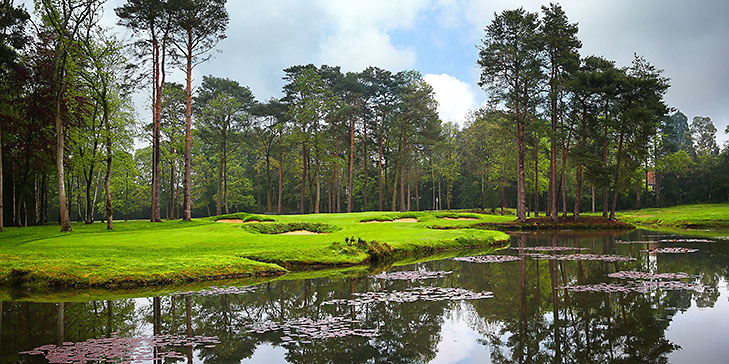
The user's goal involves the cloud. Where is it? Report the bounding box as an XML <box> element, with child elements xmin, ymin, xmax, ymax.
<box><xmin>424</xmin><ymin>73</ymin><xmax>479</xmax><ymax>126</ymax></box>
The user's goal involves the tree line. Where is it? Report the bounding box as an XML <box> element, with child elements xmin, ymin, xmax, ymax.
<box><xmin>1</xmin><ymin>2</ymin><xmax>728</xmax><ymax>231</ymax></box>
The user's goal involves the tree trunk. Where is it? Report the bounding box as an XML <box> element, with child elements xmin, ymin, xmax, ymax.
<box><xmin>415</xmin><ymin>169</ymin><xmax>420</xmax><ymax>211</ymax></box>
<box><xmin>399</xmin><ymin>127</ymin><xmax>408</xmax><ymax>212</ymax></box>
<box><xmin>182</xmin><ymin>31</ymin><xmax>193</xmax><ymax>221</ymax></box>
<box><xmin>609</xmin><ymin>122</ymin><xmax>626</xmax><ymax>221</ymax></box>
<box><xmin>300</xmin><ymin>142</ymin><xmax>307</xmax><ymax>214</ymax></box>
<box><xmin>362</xmin><ymin>117</ymin><xmax>367</xmax><ymax>211</ymax></box>
<box><xmin>533</xmin><ymin>130</ymin><xmax>539</xmax><ymax>217</ymax></box>
<box><xmin>84</xmin><ymin>164</ymin><xmax>95</xmax><ymax>224</ymax></box>
<box><xmin>266</xmin><ymin>151</ymin><xmax>272</xmax><ymax>212</ymax></box>
<box><xmin>347</xmin><ymin>117</ymin><xmax>354</xmax><ymax>213</ymax></box>
<box><xmin>168</xmin><ymin>157</ymin><xmax>175</xmax><ymax>220</ymax></box>
<box><xmin>406</xmin><ymin>168</ymin><xmax>411</xmax><ymax>211</ymax></box>
<box><xmin>76</xmin><ymin>175</ymin><xmax>82</xmax><ymax>223</ymax></box>
<box><xmin>216</xmin><ymin>153</ymin><xmax>223</xmax><ymax>216</ymax></box>
<box><xmin>378</xmin><ymin>123</ymin><xmax>384</xmax><ymax>211</ymax></box>
<box><xmin>55</xmin><ymin>82</ymin><xmax>71</xmax><ymax>231</ymax></box>
<box><xmin>431</xmin><ymin>151</ymin><xmax>436</xmax><ymax>211</ymax></box>
<box><xmin>574</xmin><ymin>109</ymin><xmax>587</xmax><ymax>219</ymax></box>
<box><xmin>91</xmin><ymin>168</ymin><xmax>102</xmax><ymax>223</ymax></box>
<box><xmin>224</xmin><ymin>145</ymin><xmax>229</xmax><ymax>214</ymax></box>
<box><xmin>315</xmin><ymin>164</ymin><xmax>321</xmax><ymax>214</ymax></box>
<box><xmin>0</xmin><ymin>123</ymin><xmax>3</xmax><ymax>232</ymax></box>
<box><xmin>591</xmin><ymin>184</ymin><xmax>595</xmax><ymax>213</ymax></box>
<box><xmin>278</xmin><ymin>149</ymin><xmax>283</xmax><ymax>214</ymax></box>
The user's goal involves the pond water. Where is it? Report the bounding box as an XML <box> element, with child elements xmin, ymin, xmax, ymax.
<box><xmin>2</xmin><ymin>229</ymin><xmax>729</xmax><ymax>363</ymax></box>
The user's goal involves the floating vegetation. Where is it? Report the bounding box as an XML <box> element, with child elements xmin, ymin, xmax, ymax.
<box><xmin>715</xmin><ymin>236</ymin><xmax>729</xmax><ymax>240</ymax></box>
<box><xmin>244</xmin><ymin>316</ymin><xmax>378</xmax><ymax>342</ymax></box>
<box><xmin>322</xmin><ymin>287</ymin><xmax>494</xmax><ymax>306</ymax></box>
<box><xmin>173</xmin><ymin>285</ymin><xmax>257</xmax><ymax>296</ymax></box>
<box><xmin>453</xmin><ymin>255</ymin><xmax>521</xmax><ymax>263</ymax></box>
<box><xmin>659</xmin><ymin>238</ymin><xmax>713</xmax><ymax>243</ymax></box>
<box><xmin>19</xmin><ymin>334</ymin><xmax>219</xmax><ymax>363</ymax></box>
<box><xmin>511</xmin><ymin>246</ymin><xmax>589</xmax><ymax>252</ymax></box>
<box><xmin>641</xmin><ymin>247</ymin><xmax>699</xmax><ymax>254</ymax></box>
<box><xmin>371</xmin><ymin>270</ymin><xmax>452</xmax><ymax>280</ymax></box>
<box><xmin>608</xmin><ymin>271</ymin><xmax>691</xmax><ymax>280</ymax></box>
<box><xmin>561</xmin><ymin>280</ymin><xmax>702</xmax><ymax>294</ymax></box>
<box><xmin>525</xmin><ymin>253</ymin><xmax>636</xmax><ymax>262</ymax></box>
<box><xmin>617</xmin><ymin>238</ymin><xmax>713</xmax><ymax>244</ymax></box>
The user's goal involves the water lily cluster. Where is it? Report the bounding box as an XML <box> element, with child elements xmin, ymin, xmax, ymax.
<box><xmin>524</xmin><ymin>253</ymin><xmax>636</xmax><ymax>262</ymax></box>
<box><xmin>371</xmin><ymin>270</ymin><xmax>452</xmax><ymax>280</ymax></box>
<box><xmin>322</xmin><ymin>287</ymin><xmax>494</xmax><ymax>306</ymax></box>
<box><xmin>244</xmin><ymin>316</ymin><xmax>378</xmax><ymax>342</ymax></box>
<box><xmin>20</xmin><ymin>334</ymin><xmax>219</xmax><ymax>363</ymax></box>
<box><xmin>453</xmin><ymin>255</ymin><xmax>521</xmax><ymax>263</ymax></box>
<box><xmin>641</xmin><ymin>247</ymin><xmax>699</xmax><ymax>254</ymax></box>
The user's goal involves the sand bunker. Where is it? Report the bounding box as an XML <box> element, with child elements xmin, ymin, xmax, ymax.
<box><xmin>217</xmin><ymin>219</ymin><xmax>245</xmax><ymax>223</ymax></box>
<box><xmin>441</xmin><ymin>217</ymin><xmax>478</xmax><ymax>221</ymax></box>
<box><xmin>279</xmin><ymin>230</ymin><xmax>322</xmax><ymax>235</ymax></box>
<box><xmin>362</xmin><ymin>218</ymin><xmax>417</xmax><ymax>223</ymax></box>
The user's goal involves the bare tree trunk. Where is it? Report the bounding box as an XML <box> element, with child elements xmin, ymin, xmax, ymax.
<box><xmin>224</xmin><ymin>146</ymin><xmax>229</xmax><ymax>214</ymax></box>
<box><xmin>76</xmin><ymin>175</ymin><xmax>82</xmax><ymax>223</ymax></box>
<box><xmin>90</xmin><ymin>168</ymin><xmax>102</xmax><ymax>222</ymax></box>
<box><xmin>378</xmin><ymin>123</ymin><xmax>383</xmax><ymax>211</ymax></box>
<box><xmin>277</xmin><ymin>149</ymin><xmax>283</xmax><ymax>214</ymax></box>
<box><xmin>315</xmin><ymin>164</ymin><xmax>320</xmax><ymax>214</ymax></box>
<box><xmin>55</xmin><ymin>87</ymin><xmax>71</xmax><ymax>231</ymax></box>
<box><xmin>406</xmin><ymin>168</ymin><xmax>411</xmax><ymax>211</ymax></box>
<box><xmin>431</xmin><ymin>151</ymin><xmax>436</xmax><ymax>211</ymax></box>
<box><xmin>609</xmin><ymin>123</ymin><xmax>626</xmax><ymax>221</ymax></box>
<box><xmin>0</xmin><ymin>123</ymin><xmax>3</xmax><ymax>231</ymax></box>
<box><xmin>216</xmin><ymin>154</ymin><xmax>223</xmax><ymax>216</ymax></box>
<box><xmin>533</xmin><ymin>131</ymin><xmax>539</xmax><ymax>217</ymax></box>
<box><xmin>574</xmin><ymin>109</ymin><xmax>587</xmax><ymax>219</ymax></box>
<box><xmin>347</xmin><ymin>117</ymin><xmax>354</xmax><ymax>213</ymax></box>
<box><xmin>300</xmin><ymin>142</ymin><xmax>307</xmax><ymax>214</ymax></box>
<box><xmin>399</xmin><ymin>128</ymin><xmax>407</xmax><ymax>212</ymax></box>
<box><xmin>182</xmin><ymin>33</ymin><xmax>192</xmax><ymax>221</ymax></box>
<box><xmin>362</xmin><ymin>117</ymin><xmax>367</xmax><ymax>211</ymax></box>
<box><xmin>591</xmin><ymin>184</ymin><xmax>595</xmax><ymax>213</ymax></box>
<box><xmin>266</xmin><ymin>152</ymin><xmax>272</xmax><ymax>212</ymax></box>
<box><xmin>415</xmin><ymin>169</ymin><xmax>420</xmax><ymax>211</ymax></box>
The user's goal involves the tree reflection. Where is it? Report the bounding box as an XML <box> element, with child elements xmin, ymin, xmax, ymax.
<box><xmin>3</xmin><ymin>230</ymin><xmax>728</xmax><ymax>363</ymax></box>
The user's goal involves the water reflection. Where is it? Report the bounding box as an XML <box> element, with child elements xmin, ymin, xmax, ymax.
<box><xmin>2</xmin><ymin>230</ymin><xmax>729</xmax><ymax>363</ymax></box>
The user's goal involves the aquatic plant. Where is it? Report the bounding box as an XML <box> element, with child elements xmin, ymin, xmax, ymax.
<box><xmin>19</xmin><ymin>334</ymin><xmax>219</xmax><ymax>363</ymax></box>
<box><xmin>371</xmin><ymin>270</ymin><xmax>452</xmax><ymax>280</ymax></box>
<box><xmin>453</xmin><ymin>255</ymin><xmax>521</xmax><ymax>263</ymax></box>
<box><xmin>511</xmin><ymin>246</ymin><xmax>589</xmax><ymax>251</ymax></box>
<box><xmin>525</xmin><ymin>253</ymin><xmax>636</xmax><ymax>262</ymax></box>
<box><xmin>607</xmin><ymin>271</ymin><xmax>691</xmax><ymax>280</ymax></box>
<box><xmin>322</xmin><ymin>287</ymin><xmax>493</xmax><ymax>305</ymax></box>
<box><xmin>245</xmin><ymin>316</ymin><xmax>378</xmax><ymax>342</ymax></box>
<box><xmin>641</xmin><ymin>247</ymin><xmax>699</xmax><ymax>253</ymax></box>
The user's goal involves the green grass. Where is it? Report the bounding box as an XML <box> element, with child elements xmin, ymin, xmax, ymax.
<box><xmin>0</xmin><ymin>211</ymin><xmax>509</xmax><ymax>289</ymax></box>
<box><xmin>614</xmin><ymin>203</ymin><xmax>729</xmax><ymax>229</ymax></box>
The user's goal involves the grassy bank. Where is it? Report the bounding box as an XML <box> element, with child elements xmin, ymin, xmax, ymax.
<box><xmin>614</xmin><ymin>203</ymin><xmax>729</xmax><ymax>229</ymax></box>
<box><xmin>0</xmin><ymin>211</ymin><xmax>510</xmax><ymax>289</ymax></box>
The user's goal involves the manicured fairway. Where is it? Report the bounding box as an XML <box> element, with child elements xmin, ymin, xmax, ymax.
<box><xmin>614</xmin><ymin>203</ymin><xmax>729</xmax><ymax>229</ymax></box>
<box><xmin>0</xmin><ymin>211</ymin><xmax>512</xmax><ymax>288</ymax></box>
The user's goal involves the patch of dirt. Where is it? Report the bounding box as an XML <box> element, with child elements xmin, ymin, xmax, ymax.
<box><xmin>279</xmin><ymin>230</ymin><xmax>323</xmax><ymax>235</ymax></box>
<box><xmin>393</xmin><ymin>218</ymin><xmax>417</xmax><ymax>223</ymax></box>
<box><xmin>441</xmin><ymin>217</ymin><xmax>478</xmax><ymax>221</ymax></box>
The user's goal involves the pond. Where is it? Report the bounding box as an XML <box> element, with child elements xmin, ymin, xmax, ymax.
<box><xmin>2</xmin><ymin>229</ymin><xmax>729</xmax><ymax>363</ymax></box>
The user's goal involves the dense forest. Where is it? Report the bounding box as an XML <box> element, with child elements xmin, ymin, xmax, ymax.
<box><xmin>1</xmin><ymin>1</ymin><xmax>728</xmax><ymax>230</ymax></box>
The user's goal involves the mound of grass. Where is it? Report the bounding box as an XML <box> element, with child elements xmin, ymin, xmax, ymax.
<box><xmin>243</xmin><ymin>222</ymin><xmax>340</xmax><ymax>234</ymax></box>
<box><xmin>0</xmin><ymin>211</ymin><xmax>510</xmax><ymax>290</ymax></box>
<box><xmin>210</xmin><ymin>212</ymin><xmax>274</xmax><ymax>223</ymax></box>
<box><xmin>359</xmin><ymin>212</ymin><xmax>420</xmax><ymax>223</ymax></box>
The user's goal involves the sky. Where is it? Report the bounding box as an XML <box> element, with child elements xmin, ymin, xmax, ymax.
<box><xmin>22</xmin><ymin>0</ymin><xmax>729</xmax><ymax>145</ymax></box>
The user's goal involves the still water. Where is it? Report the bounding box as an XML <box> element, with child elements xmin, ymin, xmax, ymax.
<box><xmin>2</xmin><ymin>230</ymin><xmax>729</xmax><ymax>363</ymax></box>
